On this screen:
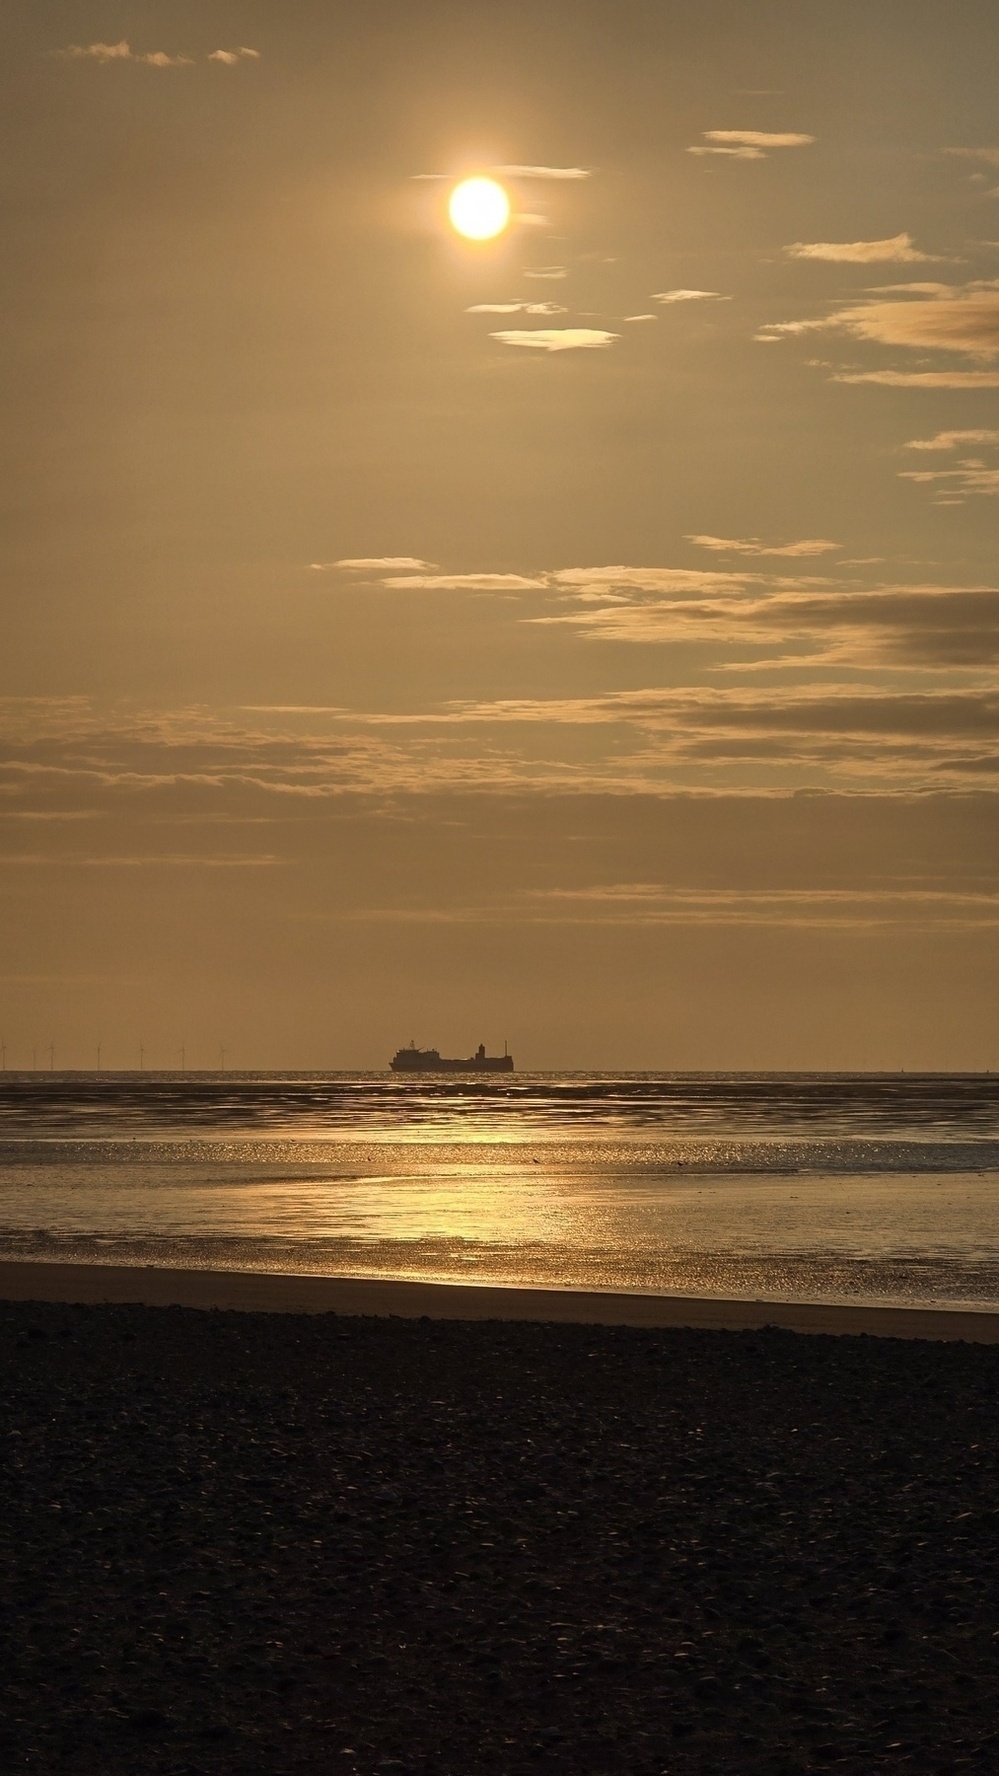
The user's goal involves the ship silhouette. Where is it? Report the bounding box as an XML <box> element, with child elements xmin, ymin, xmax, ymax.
<box><xmin>390</xmin><ymin>1040</ymin><xmax>513</xmax><ymax>1074</ymax></box>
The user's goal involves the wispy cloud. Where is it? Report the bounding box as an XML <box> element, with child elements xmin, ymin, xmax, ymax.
<box><xmin>314</xmin><ymin>557</ymin><xmax>437</xmax><ymax>572</ymax></box>
<box><xmin>448</xmin><ymin>685</ymin><xmax>999</xmax><ymax>778</ymax></box>
<box><xmin>760</xmin><ymin>279</ymin><xmax>999</xmax><ymax>359</ymax></box>
<box><xmin>490</xmin><ymin>329</ymin><xmax>619</xmax><ymax>352</ymax></box>
<box><xmin>552</xmin><ymin>565</ymin><xmax>755</xmax><ymax>594</ymax></box>
<box><xmin>521</xmin><ymin>882</ymin><xmax>999</xmax><ymax>929</ymax></box>
<box><xmin>208</xmin><ymin>47</ymin><xmax>261</xmax><ymax>65</ymax></box>
<box><xmin>522</xmin><ymin>267</ymin><xmax>567</xmax><ymax>281</ymax></box>
<box><xmin>900</xmin><ymin>427</ymin><xmax>999</xmax><ymax>503</ymax></box>
<box><xmin>905</xmin><ymin>429</ymin><xmax>999</xmax><ymax>451</ymax></box>
<box><xmin>687</xmin><ymin>536</ymin><xmax>841</xmax><ymax>558</ymax></box>
<box><xmin>900</xmin><ymin>466</ymin><xmax>999</xmax><ymax>502</ymax></box>
<box><xmin>689</xmin><ymin>145</ymin><xmax>767</xmax><ymax>160</ymax></box>
<box><xmin>381</xmin><ymin>574</ymin><xmax>548</xmax><ymax>591</ymax></box>
<box><xmin>55</xmin><ymin>40</ymin><xmax>260</xmax><ymax>67</ymax></box>
<box><xmin>945</xmin><ymin>148</ymin><xmax>999</xmax><ymax>169</ymax></box>
<box><xmin>688</xmin><ymin>129</ymin><xmax>814</xmax><ymax>159</ymax></box>
<box><xmin>784</xmin><ymin>232</ymin><xmax>936</xmax><ymax>264</ymax></box>
<box><xmin>832</xmin><ymin>369</ymin><xmax>999</xmax><ymax>388</ymax></box>
<box><xmin>544</xmin><ymin>578</ymin><xmax>999</xmax><ymax>670</ymax></box>
<box><xmin>2</xmin><ymin>684</ymin><xmax>999</xmax><ymax>807</ymax></box>
<box><xmin>414</xmin><ymin>165</ymin><xmax>589</xmax><ymax>183</ymax></box>
<box><xmin>466</xmin><ymin>302</ymin><xmax>567</xmax><ymax>315</ymax></box>
<box><xmin>56</xmin><ymin>40</ymin><xmax>132</xmax><ymax>61</ymax></box>
<box><xmin>624</xmin><ymin>314</ymin><xmax>657</xmax><ymax>323</ymax></box>
<box><xmin>651</xmin><ymin>289</ymin><xmax>730</xmax><ymax>304</ymax></box>
<box><xmin>493</xmin><ymin>165</ymin><xmax>591</xmax><ymax>180</ymax></box>
<box><xmin>56</xmin><ymin>40</ymin><xmax>194</xmax><ymax>66</ymax></box>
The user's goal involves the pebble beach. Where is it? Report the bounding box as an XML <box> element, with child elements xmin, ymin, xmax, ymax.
<box><xmin>2</xmin><ymin>1294</ymin><xmax>998</xmax><ymax>1775</ymax></box>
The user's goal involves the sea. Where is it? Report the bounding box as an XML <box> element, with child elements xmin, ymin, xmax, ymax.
<box><xmin>1</xmin><ymin>1071</ymin><xmax>998</xmax><ymax>1311</ymax></box>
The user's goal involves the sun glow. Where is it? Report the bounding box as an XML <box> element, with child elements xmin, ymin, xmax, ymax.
<box><xmin>448</xmin><ymin>177</ymin><xmax>511</xmax><ymax>241</ymax></box>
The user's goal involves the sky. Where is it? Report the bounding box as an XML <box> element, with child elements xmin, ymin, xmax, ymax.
<box><xmin>1</xmin><ymin>0</ymin><xmax>998</xmax><ymax>1070</ymax></box>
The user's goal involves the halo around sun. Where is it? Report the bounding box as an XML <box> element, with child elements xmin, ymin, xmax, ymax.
<box><xmin>448</xmin><ymin>177</ymin><xmax>511</xmax><ymax>241</ymax></box>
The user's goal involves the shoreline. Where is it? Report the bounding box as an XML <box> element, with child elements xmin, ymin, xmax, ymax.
<box><xmin>3</xmin><ymin>1257</ymin><xmax>999</xmax><ymax>1340</ymax></box>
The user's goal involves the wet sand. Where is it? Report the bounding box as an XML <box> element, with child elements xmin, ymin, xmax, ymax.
<box><xmin>3</xmin><ymin>1292</ymin><xmax>999</xmax><ymax>1774</ymax></box>
<box><xmin>3</xmin><ymin>1258</ymin><xmax>999</xmax><ymax>1340</ymax></box>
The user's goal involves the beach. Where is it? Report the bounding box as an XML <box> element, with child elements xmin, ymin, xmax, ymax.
<box><xmin>4</xmin><ymin>1258</ymin><xmax>999</xmax><ymax>1340</ymax></box>
<box><xmin>2</xmin><ymin>1284</ymin><xmax>998</xmax><ymax>1774</ymax></box>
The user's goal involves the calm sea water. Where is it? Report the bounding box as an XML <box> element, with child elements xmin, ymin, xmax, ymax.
<box><xmin>1</xmin><ymin>1071</ymin><xmax>998</xmax><ymax>1310</ymax></box>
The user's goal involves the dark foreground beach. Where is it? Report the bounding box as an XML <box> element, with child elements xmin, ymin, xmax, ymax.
<box><xmin>2</xmin><ymin>1293</ymin><xmax>998</xmax><ymax>1775</ymax></box>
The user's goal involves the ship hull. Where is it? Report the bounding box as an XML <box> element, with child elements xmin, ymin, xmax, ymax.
<box><xmin>390</xmin><ymin>1050</ymin><xmax>514</xmax><ymax>1073</ymax></box>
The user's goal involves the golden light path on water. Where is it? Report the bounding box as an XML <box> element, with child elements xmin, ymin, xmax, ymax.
<box><xmin>2</xmin><ymin>1134</ymin><xmax>999</xmax><ymax>1307</ymax></box>
<box><xmin>2</xmin><ymin>1073</ymin><xmax>998</xmax><ymax>1307</ymax></box>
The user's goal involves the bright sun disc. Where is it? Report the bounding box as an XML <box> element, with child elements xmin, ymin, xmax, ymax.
<box><xmin>448</xmin><ymin>177</ymin><xmax>510</xmax><ymax>241</ymax></box>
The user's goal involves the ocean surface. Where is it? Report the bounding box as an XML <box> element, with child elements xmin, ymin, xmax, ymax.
<box><xmin>1</xmin><ymin>1071</ymin><xmax>998</xmax><ymax>1310</ymax></box>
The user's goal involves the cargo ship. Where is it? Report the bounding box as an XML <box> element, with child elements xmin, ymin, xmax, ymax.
<box><xmin>390</xmin><ymin>1041</ymin><xmax>514</xmax><ymax>1073</ymax></box>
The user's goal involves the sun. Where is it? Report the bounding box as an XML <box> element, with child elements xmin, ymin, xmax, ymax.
<box><xmin>448</xmin><ymin>177</ymin><xmax>511</xmax><ymax>241</ymax></box>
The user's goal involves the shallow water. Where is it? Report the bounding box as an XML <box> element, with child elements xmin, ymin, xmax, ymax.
<box><xmin>1</xmin><ymin>1071</ymin><xmax>998</xmax><ymax>1309</ymax></box>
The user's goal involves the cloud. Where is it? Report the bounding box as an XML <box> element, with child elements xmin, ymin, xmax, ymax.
<box><xmin>56</xmin><ymin>40</ymin><xmax>133</xmax><ymax>61</ymax></box>
<box><xmin>521</xmin><ymin>882</ymin><xmax>999</xmax><ymax>929</ymax></box>
<box><xmin>832</xmin><ymin>370</ymin><xmax>999</xmax><ymax>388</ymax></box>
<box><xmin>904</xmin><ymin>429</ymin><xmax>999</xmax><ymax>451</ymax></box>
<box><xmin>689</xmin><ymin>129</ymin><xmax>813</xmax><ymax>159</ymax></box>
<box><xmin>552</xmin><ymin>565</ymin><xmax>758</xmax><ymax>595</ymax></box>
<box><xmin>706</xmin><ymin>130</ymin><xmax>815</xmax><ymax>147</ymax></box>
<box><xmin>624</xmin><ymin>314</ymin><xmax>658</xmax><ymax>323</ymax></box>
<box><xmin>490</xmin><ymin>329</ymin><xmax>619</xmax><ymax>352</ymax></box>
<box><xmin>545</xmin><ymin>578</ymin><xmax>999</xmax><ymax>669</ymax></box>
<box><xmin>493</xmin><ymin>165</ymin><xmax>591</xmax><ymax>180</ymax></box>
<box><xmin>3</xmin><ymin>685</ymin><xmax>999</xmax><ymax>808</ymax></box>
<box><xmin>651</xmin><ymin>289</ymin><xmax>730</xmax><ymax>304</ymax></box>
<box><xmin>318</xmin><ymin>557</ymin><xmax>437</xmax><ymax>572</ymax></box>
<box><xmin>466</xmin><ymin>302</ymin><xmax>567</xmax><ymax>315</ymax></box>
<box><xmin>835</xmin><ymin>284</ymin><xmax>999</xmax><ymax>355</ymax></box>
<box><xmin>761</xmin><ymin>279</ymin><xmax>999</xmax><ymax>360</ymax></box>
<box><xmin>900</xmin><ymin>467</ymin><xmax>999</xmax><ymax>501</ymax></box>
<box><xmin>415</xmin><ymin>166</ymin><xmax>589</xmax><ymax>183</ymax></box>
<box><xmin>208</xmin><ymin>47</ymin><xmax>261</xmax><ymax>65</ymax></box>
<box><xmin>455</xmin><ymin>681</ymin><xmax>999</xmax><ymax>752</ymax></box>
<box><xmin>687</xmin><ymin>536</ymin><xmax>842</xmax><ymax>558</ymax></box>
<box><xmin>945</xmin><ymin>148</ymin><xmax>999</xmax><ymax>168</ymax></box>
<box><xmin>420</xmin><ymin>683</ymin><xmax>999</xmax><ymax>790</ymax></box>
<box><xmin>784</xmin><ymin>233</ymin><xmax>936</xmax><ymax>264</ymax></box>
<box><xmin>522</xmin><ymin>267</ymin><xmax>567</xmax><ymax>281</ymax></box>
<box><xmin>380</xmin><ymin>574</ymin><xmax>547</xmax><ymax>591</ymax></box>
<box><xmin>307</xmin><ymin>557</ymin><xmax>435</xmax><ymax>571</ymax></box>
<box><xmin>56</xmin><ymin>40</ymin><xmax>194</xmax><ymax>66</ymax></box>
<box><xmin>57</xmin><ymin>40</ymin><xmax>259</xmax><ymax>67</ymax></box>
<box><xmin>688</xmin><ymin>145</ymin><xmax>766</xmax><ymax>160</ymax></box>
<box><xmin>899</xmin><ymin>430</ymin><xmax>999</xmax><ymax>502</ymax></box>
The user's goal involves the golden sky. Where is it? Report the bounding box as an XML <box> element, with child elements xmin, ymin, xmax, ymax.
<box><xmin>1</xmin><ymin>0</ymin><xmax>997</xmax><ymax>1068</ymax></box>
